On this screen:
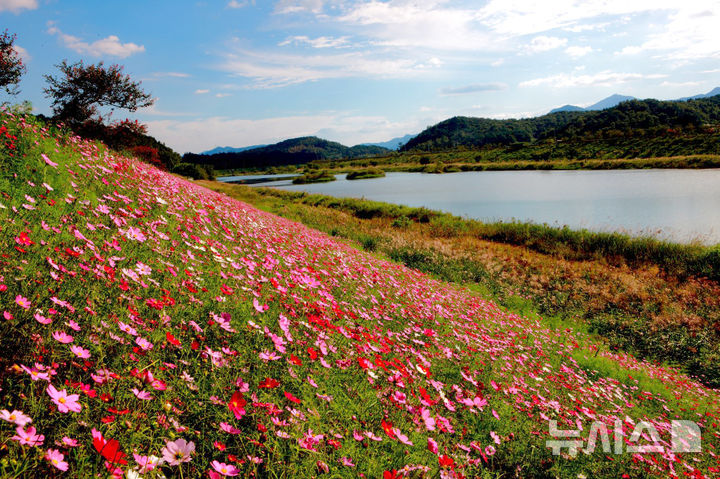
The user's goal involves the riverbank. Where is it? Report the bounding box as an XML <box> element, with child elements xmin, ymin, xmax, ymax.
<box><xmin>200</xmin><ymin>180</ymin><xmax>720</xmax><ymax>387</ymax></box>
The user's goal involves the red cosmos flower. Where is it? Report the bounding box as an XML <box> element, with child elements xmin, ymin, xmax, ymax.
<box><xmin>229</xmin><ymin>391</ymin><xmax>246</xmax><ymax>419</ymax></box>
<box><xmin>15</xmin><ymin>231</ymin><xmax>34</xmax><ymax>246</ymax></box>
<box><xmin>439</xmin><ymin>454</ymin><xmax>455</xmax><ymax>469</ymax></box>
<box><xmin>166</xmin><ymin>331</ymin><xmax>181</xmax><ymax>347</ymax></box>
<box><xmin>289</xmin><ymin>354</ymin><xmax>302</xmax><ymax>366</ymax></box>
<box><xmin>284</xmin><ymin>391</ymin><xmax>301</xmax><ymax>404</ymax></box>
<box><xmin>259</xmin><ymin>377</ymin><xmax>280</xmax><ymax>389</ymax></box>
<box><xmin>307</xmin><ymin>347</ymin><xmax>318</xmax><ymax>360</ymax></box>
<box><xmin>93</xmin><ymin>433</ymin><xmax>127</xmax><ymax>465</ymax></box>
<box><xmin>383</xmin><ymin>470</ymin><xmax>399</xmax><ymax>479</ymax></box>
<box><xmin>381</xmin><ymin>419</ymin><xmax>396</xmax><ymax>439</ymax></box>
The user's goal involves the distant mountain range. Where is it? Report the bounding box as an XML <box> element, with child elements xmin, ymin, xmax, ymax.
<box><xmin>184</xmin><ymin>136</ymin><xmax>390</xmax><ymax>170</ymax></box>
<box><xmin>200</xmin><ymin>145</ymin><xmax>268</xmax><ymax>155</ymax></box>
<box><xmin>549</xmin><ymin>87</ymin><xmax>720</xmax><ymax>113</ymax></box>
<box><xmin>401</xmin><ymin>93</ymin><xmax>720</xmax><ymax>152</ymax></box>
<box><xmin>360</xmin><ymin>133</ymin><xmax>417</xmax><ymax>150</ymax></box>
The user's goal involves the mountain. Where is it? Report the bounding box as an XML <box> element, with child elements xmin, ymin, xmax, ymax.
<box><xmin>402</xmin><ymin>95</ymin><xmax>720</xmax><ymax>152</ymax></box>
<box><xmin>676</xmin><ymin>87</ymin><xmax>720</xmax><ymax>101</ymax></box>
<box><xmin>549</xmin><ymin>104</ymin><xmax>586</xmax><ymax>114</ymax></box>
<box><xmin>549</xmin><ymin>94</ymin><xmax>636</xmax><ymax>114</ymax></box>
<box><xmin>361</xmin><ymin>133</ymin><xmax>417</xmax><ymax>150</ymax></box>
<box><xmin>586</xmin><ymin>94</ymin><xmax>636</xmax><ymax>110</ymax></box>
<box><xmin>200</xmin><ymin>145</ymin><xmax>268</xmax><ymax>155</ymax></box>
<box><xmin>184</xmin><ymin>136</ymin><xmax>390</xmax><ymax>170</ymax></box>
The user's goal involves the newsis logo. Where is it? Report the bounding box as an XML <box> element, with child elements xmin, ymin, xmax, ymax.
<box><xmin>546</xmin><ymin>419</ymin><xmax>702</xmax><ymax>456</ymax></box>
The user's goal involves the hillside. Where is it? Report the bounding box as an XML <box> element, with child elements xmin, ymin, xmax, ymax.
<box><xmin>402</xmin><ymin>96</ymin><xmax>720</xmax><ymax>152</ymax></box>
<box><xmin>1</xmin><ymin>112</ymin><xmax>719</xmax><ymax>477</ymax></box>
<box><xmin>183</xmin><ymin>136</ymin><xmax>390</xmax><ymax>170</ymax></box>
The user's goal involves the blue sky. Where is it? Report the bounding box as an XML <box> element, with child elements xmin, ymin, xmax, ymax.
<box><xmin>3</xmin><ymin>0</ymin><xmax>720</xmax><ymax>153</ymax></box>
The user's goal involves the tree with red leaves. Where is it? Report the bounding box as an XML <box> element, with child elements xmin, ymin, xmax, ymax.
<box><xmin>43</xmin><ymin>60</ymin><xmax>154</xmax><ymax>126</ymax></box>
<box><xmin>0</xmin><ymin>30</ymin><xmax>25</xmax><ymax>96</ymax></box>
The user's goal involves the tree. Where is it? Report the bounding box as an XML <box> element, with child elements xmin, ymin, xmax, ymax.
<box><xmin>0</xmin><ymin>30</ymin><xmax>26</xmax><ymax>96</ymax></box>
<box><xmin>43</xmin><ymin>60</ymin><xmax>154</xmax><ymax>126</ymax></box>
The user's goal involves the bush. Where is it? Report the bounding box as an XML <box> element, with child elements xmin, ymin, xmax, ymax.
<box><xmin>172</xmin><ymin>162</ymin><xmax>216</xmax><ymax>180</ymax></box>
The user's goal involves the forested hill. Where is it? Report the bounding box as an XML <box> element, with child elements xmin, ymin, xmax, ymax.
<box><xmin>402</xmin><ymin>96</ymin><xmax>720</xmax><ymax>152</ymax></box>
<box><xmin>183</xmin><ymin>136</ymin><xmax>390</xmax><ymax>170</ymax></box>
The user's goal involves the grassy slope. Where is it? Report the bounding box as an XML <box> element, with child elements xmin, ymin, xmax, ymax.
<box><xmin>1</xmin><ymin>113</ymin><xmax>719</xmax><ymax>478</ymax></box>
<box><xmin>200</xmin><ymin>185</ymin><xmax>720</xmax><ymax>387</ymax></box>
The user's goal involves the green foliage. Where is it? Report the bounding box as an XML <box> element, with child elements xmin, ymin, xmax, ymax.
<box><xmin>183</xmin><ymin>136</ymin><xmax>390</xmax><ymax>170</ymax></box>
<box><xmin>0</xmin><ymin>30</ymin><xmax>25</xmax><ymax>96</ymax></box>
<box><xmin>402</xmin><ymin>96</ymin><xmax>720</xmax><ymax>153</ymax></box>
<box><xmin>345</xmin><ymin>167</ymin><xmax>385</xmax><ymax>180</ymax></box>
<box><xmin>291</xmin><ymin>170</ymin><xmax>336</xmax><ymax>184</ymax></box>
<box><xmin>43</xmin><ymin>60</ymin><xmax>154</xmax><ymax>126</ymax></box>
<box><xmin>172</xmin><ymin>162</ymin><xmax>216</xmax><ymax>180</ymax></box>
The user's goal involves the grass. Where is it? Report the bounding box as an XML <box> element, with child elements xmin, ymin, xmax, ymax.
<box><xmin>201</xmin><ymin>181</ymin><xmax>720</xmax><ymax>388</ymax></box>
<box><xmin>345</xmin><ymin>167</ymin><xmax>386</xmax><ymax>180</ymax></box>
<box><xmin>291</xmin><ymin>169</ymin><xmax>336</xmax><ymax>184</ymax></box>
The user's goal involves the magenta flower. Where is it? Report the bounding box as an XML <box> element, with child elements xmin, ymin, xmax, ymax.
<box><xmin>70</xmin><ymin>345</ymin><xmax>91</xmax><ymax>358</ymax></box>
<box><xmin>211</xmin><ymin>460</ymin><xmax>239</xmax><ymax>476</ymax></box>
<box><xmin>46</xmin><ymin>384</ymin><xmax>82</xmax><ymax>413</ymax></box>
<box><xmin>132</xmin><ymin>388</ymin><xmax>153</xmax><ymax>400</ymax></box>
<box><xmin>45</xmin><ymin>448</ymin><xmax>69</xmax><ymax>471</ymax></box>
<box><xmin>41</xmin><ymin>153</ymin><xmax>58</xmax><ymax>168</ymax></box>
<box><xmin>11</xmin><ymin>425</ymin><xmax>44</xmax><ymax>446</ymax></box>
<box><xmin>52</xmin><ymin>330</ymin><xmax>74</xmax><ymax>344</ymax></box>
<box><xmin>133</xmin><ymin>453</ymin><xmax>162</xmax><ymax>474</ymax></box>
<box><xmin>15</xmin><ymin>295</ymin><xmax>31</xmax><ymax>309</ymax></box>
<box><xmin>161</xmin><ymin>438</ymin><xmax>195</xmax><ymax>466</ymax></box>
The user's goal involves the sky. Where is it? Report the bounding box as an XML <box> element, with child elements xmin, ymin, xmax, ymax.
<box><xmin>3</xmin><ymin>0</ymin><xmax>720</xmax><ymax>153</ymax></box>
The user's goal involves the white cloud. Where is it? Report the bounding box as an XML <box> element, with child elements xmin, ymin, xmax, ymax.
<box><xmin>48</xmin><ymin>26</ymin><xmax>145</xmax><ymax>58</ymax></box>
<box><xmin>194</xmin><ymin>89</ymin><xmax>210</xmax><ymax>94</ymax></box>
<box><xmin>145</xmin><ymin>112</ymin><xmax>426</xmax><ymax>153</ymax></box>
<box><xmin>12</xmin><ymin>44</ymin><xmax>30</xmax><ymax>63</ymax></box>
<box><xmin>274</xmin><ymin>0</ymin><xmax>326</xmax><ymax>14</ymax></box>
<box><xmin>441</xmin><ymin>83</ymin><xmax>507</xmax><ymax>95</ymax></box>
<box><xmin>525</xmin><ymin>36</ymin><xmax>567</xmax><ymax>53</ymax></box>
<box><xmin>228</xmin><ymin>0</ymin><xmax>253</xmax><ymax>8</ymax></box>
<box><xmin>215</xmin><ymin>93</ymin><xmax>232</xmax><ymax>98</ymax></box>
<box><xmin>153</xmin><ymin>72</ymin><xmax>190</xmax><ymax>78</ymax></box>
<box><xmin>660</xmin><ymin>80</ymin><xmax>701</xmax><ymax>87</ymax></box>
<box><xmin>0</xmin><ymin>0</ymin><xmax>37</xmax><ymax>13</ymax></box>
<box><xmin>336</xmin><ymin>1</ymin><xmax>501</xmax><ymax>52</ymax></box>
<box><xmin>279</xmin><ymin>35</ymin><xmax>351</xmax><ymax>48</ymax></box>
<box><xmin>220</xmin><ymin>47</ymin><xmax>441</xmax><ymax>88</ymax></box>
<box><xmin>520</xmin><ymin>70</ymin><xmax>666</xmax><ymax>88</ymax></box>
<box><xmin>565</xmin><ymin>45</ymin><xmax>593</xmax><ymax>58</ymax></box>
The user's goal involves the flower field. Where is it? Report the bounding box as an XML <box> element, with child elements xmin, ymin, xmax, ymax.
<box><xmin>1</xmin><ymin>111</ymin><xmax>719</xmax><ymax>478</ymax></box>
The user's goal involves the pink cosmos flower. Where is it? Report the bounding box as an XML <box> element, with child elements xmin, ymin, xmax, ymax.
<box><xmin>428</xmin><ymin>437</ymin><xmax>439</xmax><ymax>454</ymax></box>
<box><xmin>46</xmin><ymin>448</ymin><xmax>69</xmax><ymax>471</ymax></box>
<box><xmin>135</xmin><ymin>336</ymin><xmax>153</xmax><ymax>351</ymax></box>
<box><xmin>132</xmin><ymin>388</ymin><xmax>153</xmax><ymax>400</ymax></box>
<box><xmin>125</xmin><ymin>227</ymin><xmax>147</xmax><ymax>242</ymax></box>
<box><xmin>70</xmin><ymin>345</ymin><xmax>91</xmax><ymax>358</ymax></box>
<box><xmin>252</xmin><ymin>298</ymin><xmax>268</xmax><ymax>313</ymax></box>
<box><xmin>219</xmin><ymin>422</ymin><xmax>241</xmax><ymax>434</ymax></box>
<box><xmin>161</xmin><ymin>438</ymin><xmax>195</xmax><ymax>466</ymax></box>
<box><xmin>11</xmin><ymin>425</ymin><xmax>44</xmax><ymax>446</ymax></box>
<box><xmin>15</xmin><ymin>295</ymin><xmax>31</xmax><ymax>309</ymax></box>
<box><xmin>259</xmin><ymin>350</ymin><xmax>280</xmax><ymax>361</ymax></box>
<box><xmin>211</xmin><ymin>460</ymin><xmax>239</xmax><ymax>476</ymax></box>
<box><xmin>42</xmin><ymin>153</ymin><xmax>58</xmax><ymax>168</ymax></box>
<box><xmin>61</xmin><ymin>436</ymin><xmax>78</xmax><ymax>447</ymax></box>
<box><xmin>133</xmin><ymin>453</ymin><xmax>162</xmax><ymax>474</ymax></box>
<box><xmin>34</xmin><ymin>312</ymin><xmax>51</xmax><ymax>324</ymax></box>
<box><xmin>52</xmin><ymin>330</ymin><xmax>74</xmax><ymax>344</ymax></box>
<box><xmin>339</xmin><ymin>456</ymin><xmax>356</xmax><ymax>467</ymax></box>
<box><xmin>0</xmin><ymin>409</ymin><xmax>32</xmax><ymax>426</ymax></box>
<box><xmin>299</xmin><ymin>429</ymin><xmax>324</xmax><ymax>451</ymax></box>
<box><xmin>392</xmin><ymin>427</ymin><xmax>414</xmax><ymax>446</ymax></box>
<box><xmin>46</xmin><ymin>384</ymin><xmax>82</xmax><ymax>413</ymax></box>
<box><xmin>485</xmin><ymin>445</ymin><xmax>496</xmax><ymax>456</ymax></box>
